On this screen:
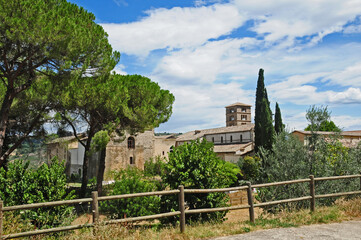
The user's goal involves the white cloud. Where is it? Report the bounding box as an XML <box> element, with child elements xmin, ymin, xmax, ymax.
<box><xmin>234</xmin><ymin>0</ymin><xmax>361</xmax><ymax>47</ymax></box>
<box><xmin>152</xmin><ymin>38</ymin><xmax>260</xmax><ymax>85</ymax></box>
<box><xmin>327</xmin><ymin>62</ymin><xmax>361</xmax><ymax>87</ymax></box>
<box><xmin>155</xmin><ymin>81</ymin><xmax>254</xmax><ymax>132</ymax></box>
<box><xmin>333</xmin><ymin>115</ymin><xmax>361</xmax><ymax>130</ymax></box>
<box><xmin>327</xmin><ymin>88</ymin><xmax>361</xmax><ymax>104</ymax></box>
<box><xmin>102</xmin><ymin>3</ymin><xmax>245</xmax><ymax>56</ymax></box>
<box><xmin>112</xmin><ymin>64</ymin><xmax>127</xmax><ymax>75</ymax></box>
<box><xmin>344</xmin><ymin>24</ymin><xmax>361</xmax><ymax>33</ymax></box>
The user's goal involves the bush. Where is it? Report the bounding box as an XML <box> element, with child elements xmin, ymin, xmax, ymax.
<box><xmin>258</xmin><ymin>132</ymin><xmax>361</xmax><ymax>212</ymax></box>
<box><xmin>161</xmin><ymin>139</ymin><xmax>238</xmax><ymax>223</ymax></box>
<box><xmin>0</xmin><ymin>158</ymin><xmax>75</xmax><ymax>229</ymax></box>
<box><xmin>144</xmin><ymin>156</ymin><xmax>167</xmax><ymax>177</ymax></box>
<box><xmin>100</xmin><ymin>167</ymin><xmax>160</xmax><ymax>219</ymax></box>
<box><xmin>237</xmin><ymin>156</ymin><xmax>261</xmax><ymax>181</ymax></box>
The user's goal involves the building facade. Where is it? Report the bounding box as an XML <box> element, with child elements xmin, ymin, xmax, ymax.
<box><xmin>176</xmin><ymin>102</ymin><xmax>255</xmax><ymax>163</ymax></box>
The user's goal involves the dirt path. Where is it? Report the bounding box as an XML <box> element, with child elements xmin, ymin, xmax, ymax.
<box><xmin>211</xmin><ymin>220</ymin><xmax>361</xmax><ymax>240</ymax></box>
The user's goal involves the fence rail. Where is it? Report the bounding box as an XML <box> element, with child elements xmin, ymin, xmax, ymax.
<box><xmin>0</xmin><ymin>174</ymin><xmax>360</xmax><ymax>239</ymax></box>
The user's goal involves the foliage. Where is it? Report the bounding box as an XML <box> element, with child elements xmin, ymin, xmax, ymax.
<box><xmin>254</xmin><ymin>69</ymin><xmax>274</xmax><ymax>152</ymax></box>
<box><xmin>305</xmin><ymin>105</ymin><xmax>332</xmax><ymax>132</ymax></box>
<box><xmin>0</xmin><ymin>157</ymin><xmax>75</xmax><ymax>229</ymax></box>
<box><xmin>161</xmin><ymin>139</ymin><xmax>238</xmax><ymax>223</ymax></box>
<box><xmin>237</xmin><ymin>156</ymin><xmax>261</xmax><ymax>182</ymax></box>
<box><xmin>257</xmin><ymin>131</ymin><xmax>361</xmax><ymax>212</ymax></box>
<box><xmin>305</xmin><ymin>120</ymin><xmax>341</xmax><ymax>132</ymax></box>
<box><xmin>144</xmin><ymin>156</ymin><xmax>167</xmax><ymax>177</ymax></box>
<box><xmin>0</xmin><ymin>0</ymin><xmax>119</xmax><ymax>166</ymax></box>
<box><xmin>56</xmin><ymin>73</ymin><xmax>174</xmax><ymax>197</ymax></box>
<box><xmin>274</xmin><ymin>102</ymin><xmax>284</xmax><ymax>134</ymax></box>
<box><xmin>100</xmin><ymin>167</ymin><xmax>160</xmax><ymax>219</ymax></box>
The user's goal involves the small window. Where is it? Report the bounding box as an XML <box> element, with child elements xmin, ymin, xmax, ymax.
<box><xmin>230</xmin><ymin>136</ymin><xmax>233</xmax><ymax>143</ymax></box>
<box><xmin>130</xmin><ymin>156</ymin><xmax>135</xmax><ymax>165</ymax></box>
<box><xmin>240</xmin><ymin>135</ymin><xmax>243</xmax><ymax>142</ymax></box>
<box><xmin>212</xmin><ymin>137</ymin><xmax>214</xmax><ymax>143</ymax></box>
<box><xmin>229</xmin><ymin>116</ymin><xmax>235</xmax><ymax>121</ymax></box>
<box><xmin>241</xmin><ymin>115</ymin><xmax>247</xmax><ymax>120</ymax></box>
<box><xmin>128</xmin><ymin>137</ymin><xmax>135</xmax><ymax>149</ymax></box>
<box><xmin>242</xmin><ymin>108</ymin><xmax>246</xmax><ymax>112</ymax></box>
<box><xmin>221</xmin><ymin>136</ymin><xmax>223</xmax><ymax>143</ymax></box>
<box><xmin>230</xmin><ymin>108</ymin><xmax>235</xmax><ymax>113</ymax></box>
<box><xmin>170</xmin><ymin>146</ymin><xmax>174</xmax><ymax>152</ymax></box>
<box><xmin>162</xmin><ymin>151</ymin><xmax>165</xmax><ymax>156</ymax></box>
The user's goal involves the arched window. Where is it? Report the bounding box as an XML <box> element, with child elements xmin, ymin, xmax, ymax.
<box><xmin>130</xmin><ymin>156</ymin><xmax>135</xmax><ymax>165</ymax></box>
<box><xmin>128</xmin><ymin>137</ymin><xmax>135</xmax><ymax>149</ymax></box>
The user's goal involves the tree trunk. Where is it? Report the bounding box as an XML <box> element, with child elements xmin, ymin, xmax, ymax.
<box><xmin>0</xmin><ymin>90</ymin><xmax>14</xmax><ymax>168</ymax></box>
<box><xmin>80</xmin><ymin>131</ymin><xmax>94</xmax><ymax>198</ymax></box>
<box><xmin>96</xmin><ymin>148</ymin><xmax>106</xmax><ymax>196</ymax></box>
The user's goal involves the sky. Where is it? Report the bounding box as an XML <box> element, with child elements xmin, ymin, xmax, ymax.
<box><xmin>69</xmin><ymin>0</ymin><xmax>361</xmax><ymax>133</ymax></box>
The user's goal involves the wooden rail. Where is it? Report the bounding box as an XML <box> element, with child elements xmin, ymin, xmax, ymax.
<box><xmin>0</xmin><ymin>173</ymin><xmax>360</xmax><ymax>239</ymax></box>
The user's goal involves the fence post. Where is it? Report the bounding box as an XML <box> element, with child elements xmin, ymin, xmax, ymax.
<box><xmin>309</xmin><ymin>175</ymin><xmax>315</xmax><ymax>212</ymax></box>
<box><xmin>91</xmin><ymin>191</ymin><xmax>99</xmax><ymax>235</ymax></box>
<box><xmin>246</xmin><ymin>182</ymin><xmax>255</xmax><ymax>223</ymax></box>
<box><xmin>0</xmin><ymin>200</ymin><xmax>3</xmax><ymax>239</ymax></box>
<box><xmin>178</xmin><ymin>185</ymin><xmax>185</xmax><ymax>233</ymax></box>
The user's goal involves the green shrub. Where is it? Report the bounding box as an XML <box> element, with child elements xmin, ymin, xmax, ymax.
<box><xmin>0</xmin><ymin>158</ymin><xmax>75</xmax><ymax>229</ymax></box>
<box><xmin>144</xmin><ymin>156</ymin><xmax>167</xmax><ymax>177</ymax></box>
<box><xmin>258</xmin><ymin>132</ymin><xmax>361</xmax><ymax>212</ymax></box>
<box><xmin>237</xmin><ymin>156</ymin><xmax>261</xmax><ymax>181</ymax></box>
<box><xmin>100</xmin><ymin>167</ymin><xmax>160</xmax><ymax>219</ymax></box>
<box><xmin>161</xmin><ymin>139</ymin><xmax>238</xmax><ymax>223</ymax></box>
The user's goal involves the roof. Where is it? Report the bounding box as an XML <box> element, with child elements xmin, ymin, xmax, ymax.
<box><xmin>177</xmin><ymin>124</ymin><xmax>254</xmax><ymax>142</ymax></box>
<box><xmin>292</xmin><ymin>130</ymin><xmax>361</xmax><ymax>137</ymax></box>
<box><xmin>225</xmin><ymin>102</ymin><xmax>252</xmax><ymax>108</ymax></box>
<box><xmin>47</xmin><ymin>134</ymin><xmax>86</xmax><ymax>144</ymax></box>
<box><xmin>213</xmin><ymin>142</ymin><xmax>253</xmax><ymax>153</ymax></box>
<box><xmin>154</xmin><ymin>134</ymin><xmax>178</xmax><ymax>140</ymax></box>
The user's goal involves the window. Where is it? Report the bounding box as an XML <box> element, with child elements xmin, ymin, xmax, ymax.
<box><xmin>242</xmin><ymin>108</ymin><xmax>246</xmax><ymax>112</ymax></box>
<box><xmin>240</xmin><ymin>135</ymin><xmax>243</xmax><ymax>142</ymax></box>
<box><xmin>230</xmin><ymin>108</ymin><xmax>235</xmax><ymax>113</ymax></box>
<box><xmin>230</xmin><ymin>136</ymin><xmax>233</xmax><ymax>143</ymax></box>
<box><xmin>229</xmin><ymin>116</ymin><xmax>235</xmax><ymax>121</ymax></box>
<box><xmin>241</xmin><ymin>115</ymin><xmax>247</xmax><ymax>120</ymax></box>
<box><xmin>130</xmin><ymin>156</ymin><xmax>135</xmax><ymax>165</ymax></box>
<box><xmin>170</xmin><ymin>146</ymin><xmax>174</xmax><ymax>153</ymax></box>
<box><xmin>221</xmin><ymin>136</ymin><xmax>223</xmax><ymax>143</ymax></box>
<box><xmin>212</xmin><ymin>137</ymin><xmax>214</xmax><ymax>143</ymax></box>
<box><xmin>128</xmin><ymin>137</ymin><xmax>135</xmax><ymax>149</ymax></box>
<box><xmin>162</xmin><ymin>151</ymin><xmax>165</xmax><ymax>156</ymax></box>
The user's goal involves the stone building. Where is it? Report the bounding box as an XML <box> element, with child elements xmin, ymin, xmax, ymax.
<box><xmin>47</xmin><ymin>134</ymin><xmax>99</xmax><ymax>178</ymax></box>
<box><xmin>176</xmin><ymin>102</ymin><xmax>255</xmax><ymax>163</ymax></box>
<box><xmin>292</xmin><ymin>130</ymin><xmax>361</xmax><ymax>148</ymax></box>
<box><xmin>47</xmin><ymin>130</ymin><xmax>177</xmax><ymax>179</ymax></box>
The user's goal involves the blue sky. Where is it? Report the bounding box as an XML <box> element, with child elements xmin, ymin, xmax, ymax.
<box><xmin>69</xmin><ymin>0</ymin><xmax>361</xmax><ymax>133</ymax></box>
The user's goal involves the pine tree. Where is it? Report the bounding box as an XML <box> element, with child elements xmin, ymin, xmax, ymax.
<box><xmin>274</xmin><ymin>102</ymin><xmax>284</xmax><ymax>134</ymax></box>
<box><xmin>254</xmin><ymin>69</ymin><xmax>274</xmax><ymax>152</ymax></box>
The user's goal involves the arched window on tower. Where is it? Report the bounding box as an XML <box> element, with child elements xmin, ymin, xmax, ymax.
<box><xmin>128</xmin><ymin>137</ymin><xmax>135</xmax><ymax>149</ymax></box>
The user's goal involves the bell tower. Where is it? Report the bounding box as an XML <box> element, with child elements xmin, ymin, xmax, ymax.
<box><xmin>225</xmin><ymin>102</ymin><xmax>252</xmax><ymax>127</ymax></box>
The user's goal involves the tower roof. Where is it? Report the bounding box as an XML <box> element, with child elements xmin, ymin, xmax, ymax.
<box><xmin>225</xmin><ymin>102</ymin><xmax>252</xmax><ymax>108</ymax></box>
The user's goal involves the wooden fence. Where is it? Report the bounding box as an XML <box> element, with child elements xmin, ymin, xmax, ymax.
<box><xmin>0</xmin><ymin>174</ymin><xmax>360</xmax><ymax>239</ymax></box>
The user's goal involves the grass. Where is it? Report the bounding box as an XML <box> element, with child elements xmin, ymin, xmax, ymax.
<box><xmin>3</xmin><ymin>197</ymin><xmax>361</xmax><ymax>240</ymax></box>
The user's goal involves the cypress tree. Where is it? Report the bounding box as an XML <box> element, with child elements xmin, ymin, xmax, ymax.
<box><xmin>254</xmin><ymin>69</ymin><xmax>274</xmax><ymax>152</ymax></box>
<box><xmin>274</xmin><ymin>102</ymin><xmax>284</xmax><ymax>134</ymax></box>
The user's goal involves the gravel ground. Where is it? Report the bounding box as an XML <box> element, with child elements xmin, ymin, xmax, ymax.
<box><xmin>211</xmin><ymin>220</ymin><xmax>361</xmax><ymax>240</ymax></box>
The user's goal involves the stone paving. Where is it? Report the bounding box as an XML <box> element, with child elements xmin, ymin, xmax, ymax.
<box><xmin>211</xmin><ymin>220</ymin><xmax>361</xmax><ymax>240</ymax></box>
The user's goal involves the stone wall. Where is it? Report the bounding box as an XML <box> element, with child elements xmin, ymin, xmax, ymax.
<box><xmin>104</xmin><ymin>130</ymin><xmax>155</xmax><ymax>177</ymax></box>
